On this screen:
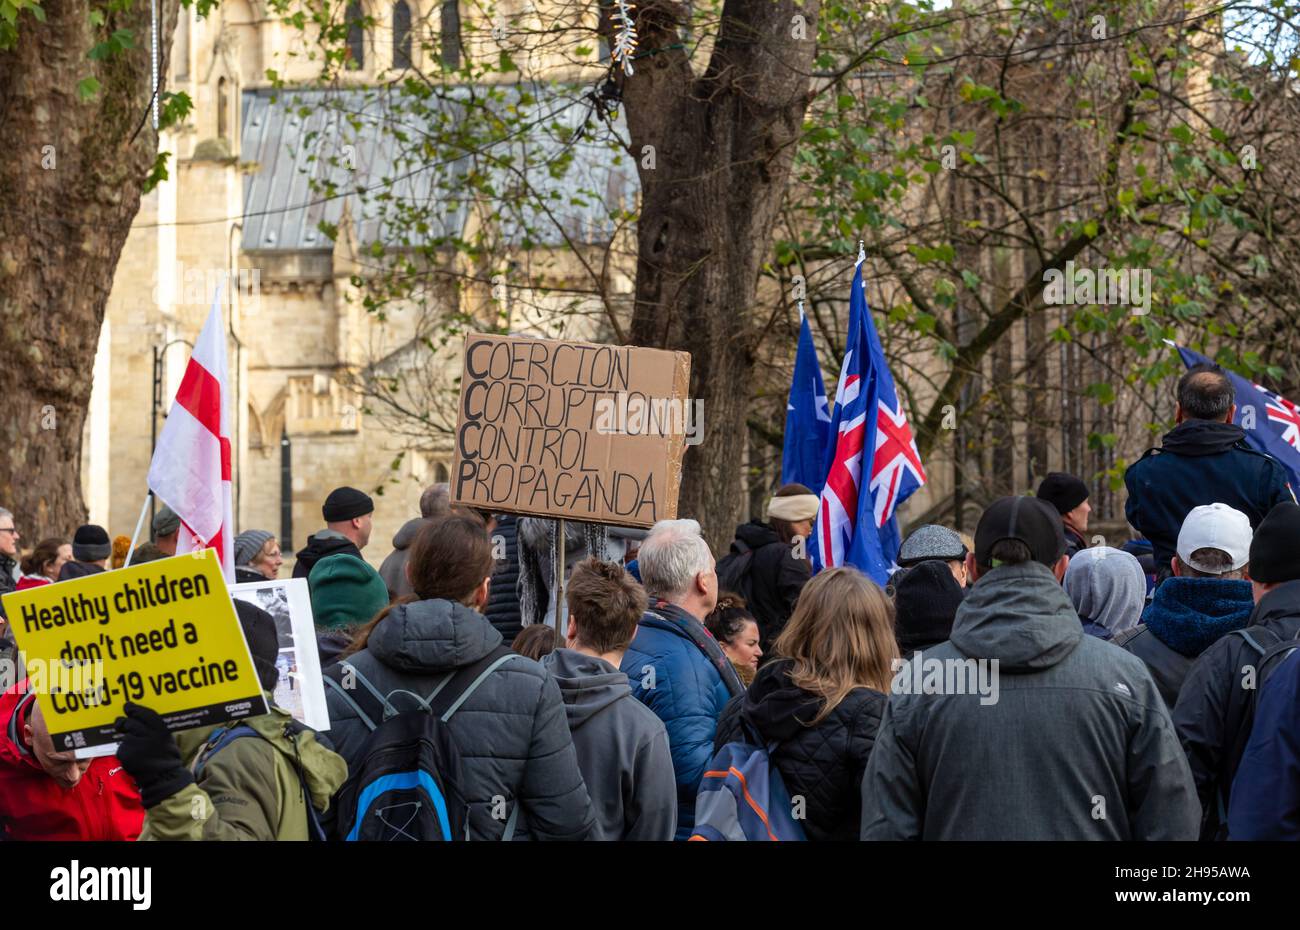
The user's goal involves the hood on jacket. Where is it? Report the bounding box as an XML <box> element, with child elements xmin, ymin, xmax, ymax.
<box><xmin>731</xmin><ymin>520</ymin><xmax>782</xmax><ymax>553</ymax></box>
<box><xmin>541</xmin><ymin>648</ymin><xmax>633</xmax><ymax>729</ymax></box>
<box><xmin>1245</xmin><ymin>577</ymin><xmax>1300</xmax><ymax>632</ymax></box>
<box><xmin>736</xmin><ymin>659</ymin><xmax>822</xmax><ymax>743</ymax></box>
<box><xmin>1161</xmin><ymin>419</ymin><xmax>1248</xmax><ymax>456</ymax></box>
<box><xmin>367</xmin><ymin>597</ymin><xmax>503</xmax><ymax>674</ymax></box>
<box><xmin>949</xmin><ymin>561</ymin><xmax>1082</xmax><ymax>671</ymax></box>
<box><xmin>0</xmin><ymin>685</ymin><xmax>37</xmax><ymax>770</ymax></box>
<box><xmin>175</xmin><ymin>702</ymin><xmax>347</xmax><ymax>809</ymax></box>
<box><xmin>391</xmin><ymin>517</ymin><xmax>429</xmax><ymax>552</ymax></box>
<box><xmin>1063</xmin><ymin>547</ymin><xmax>1147</xmax><ymax>638</ymax></box>
<box><xmin>295</xmin><ymin>532</ymin><xmax>362</xmax><ymax>568</ymax></box>
<box><xmin>58</xmin><ymin>561</ymin><xmax>105</xmax><ymax>581</ymax></box>
<box><xmin>1142</xmin><ymin>576</ymin><xmax>1255</xmax><ymax>657</ymax></box>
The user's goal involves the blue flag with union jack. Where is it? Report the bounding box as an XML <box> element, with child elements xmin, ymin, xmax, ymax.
<box><xmin>781</xmin><ymin>304</ymin><xmax>832</xmax><ymax>496</ymax></box>
<box><xmin>1176</xmin><ymin>344</ymin><xmax>1300</xmax><ymax>493</ymax></box>
<box><xmin>810</xmin><ymin>253</ymin><xmax>927</xmax><ymax>583</ymax></box>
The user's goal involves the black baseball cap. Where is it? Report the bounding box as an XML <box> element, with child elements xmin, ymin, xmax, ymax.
<box><xmin>974</xmin><ymin>495</ymin><xmax>1065</xmax><ymax>567</ymax></box>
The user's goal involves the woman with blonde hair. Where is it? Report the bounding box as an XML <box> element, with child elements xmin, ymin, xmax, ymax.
<box><xmin>711</xmin><ymin>566</ymin><xmax>896</xmax><ymax>840</ymax></box>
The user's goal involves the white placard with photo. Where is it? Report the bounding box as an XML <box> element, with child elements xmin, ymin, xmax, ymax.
<box><xmin>230</xmin><ymin>577</ymin><xmax>330</xmax><ymax>731</ymax></box>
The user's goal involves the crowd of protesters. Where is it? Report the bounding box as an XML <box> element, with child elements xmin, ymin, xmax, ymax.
<box><xmin>2</xmin><ymin>361</ymin><xmax>1300</xmax><ymax>841</ymax></box>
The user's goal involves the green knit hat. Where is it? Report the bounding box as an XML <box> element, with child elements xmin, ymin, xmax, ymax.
<box><xmin>309</xmin><ymin>554</ymin><xmax>390</xmax><ymax>630</ymax></box>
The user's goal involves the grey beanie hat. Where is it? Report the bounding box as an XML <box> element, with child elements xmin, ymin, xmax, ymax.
<box><xmin>233</xmin><ymin>529</ymin><xmax>275</xmax><ymax>567</ymax></box>
<box><xmin>152</xmin><ymin>504</ymin><xmax>181</xmax><ymax>538</ymax></box>
<box><xmin>897</xmin><ymin>524</ymin><xmax>967</xmax><ymax>567</ymax></box>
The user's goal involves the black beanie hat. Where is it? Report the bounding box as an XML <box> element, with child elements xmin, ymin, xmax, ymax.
<box><xmin>1036</xmin><ymin>472</ymin><xmax>1089</xmax><ymax>515</ymax></box>
<box><xmin>232</xmin><ymin>599</ymin><xmax>281</xmax><ymax>692</ymax></box>
<box><xmin>322</xmin><ymin>486</ymin><xmax>374</xmax><ymax>523</ymax></box>
<box><xmin>1248</xmin><ymin>501</ymin><xmax>1300</xmax><ymax>585</ymax></box>
<box><xmin>72</xmin><ymin>524</ymin><xmax>112</xmax><ymax>562</ymax></box>
<box><xmin>889</xmin><ymin>560</ymin><xmax>965</xmax><ymax>655</ymax></box>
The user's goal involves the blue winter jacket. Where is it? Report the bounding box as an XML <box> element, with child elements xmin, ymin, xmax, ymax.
<box><xmin>1124</xmin><ymin>420</ymin><xmax>1292</xmax><ymax>571</ymax></box>
<box><xmin>620</xmin><ymin>603</ymin><xmax>740</xmax><ymax>840</ymax></box>
<box><xmin>1228</xmin><ymin>650</ymin><xmax>1300</xmax><ymax>840</ymax></box>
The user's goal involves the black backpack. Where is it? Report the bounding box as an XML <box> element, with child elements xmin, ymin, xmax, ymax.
<box><xmin>716</xmin><ymin>547</ymin><xmax>756</xmax><ymax>602</ymax></box>
<box><xmin>324</xmin><ymin>646</ymin><xmax>521</xmax><ymax>841</ymax></box>
<box><xmin>1214</xmin><ymin>627</ymin><xmax>1300</xmax><ymax>834</ymax></box>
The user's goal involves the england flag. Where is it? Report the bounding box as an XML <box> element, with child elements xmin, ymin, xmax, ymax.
<box><xmin>147</xmin><ymin>284</ymin><xmax>236</xmax><ymax>581</ymax></box>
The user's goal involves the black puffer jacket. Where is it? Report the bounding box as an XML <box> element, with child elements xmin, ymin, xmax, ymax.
<box><xmin>0</xmin><ymin>554</ymin><xmax>17</xmax><ymax>599</ymax></box>
<box><xmin>324</xmin><ymin>597</ymin><xmax>594</xmax><ymax>840</ymax></box>
<box><xmin>715</xmin><ymin>522</ymin><xmax>810</xmax><ymax>653</ymax></box>
<box><xmin>484</xmin><ymin>514</ymin><xmax>522</xmax><ymax>639</ymax></box>
<box><xmin>713</xmin><ymin>658</ymin><xmax>884</xmax><ymax>841</ymax></box>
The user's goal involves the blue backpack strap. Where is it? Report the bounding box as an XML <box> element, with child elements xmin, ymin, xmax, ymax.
<box><xmin>440</xmin><ymin>653</ymin><xmax>521</xmax><ymax>722</ymax></box>
<box><xmin>192</xmin><ymin>724</ymin><xmax>260</xmax><ymax>781</ymax></box>
<box><xmin>1234</xmin><ymin>629</ymin><xmax>1268</xmax><ymax>657</ymax></box>
<box><xmin>323</xmin><ymin>660</ymin><xmax>396</xmax><ymax>732</ymax></box>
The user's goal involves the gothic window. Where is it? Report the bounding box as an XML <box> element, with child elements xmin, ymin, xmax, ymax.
<box><xmin>440</xmin><ymin>1</ymin><xmax>461</xmax><ymax>69</ymax></box>
<box><xmin>217</xmin><ymin>77</ymin><xmax>229</xmax><ymax>140</ymax></box>
<box><xmin>346</xmin><ymin>1</ymin><xmax>366</xmax><ymax>69</ymax></box>
<box><xmin>393</xmin><ymin>1</ymin><xmax>413</xmax><ymax>68</ymax></box>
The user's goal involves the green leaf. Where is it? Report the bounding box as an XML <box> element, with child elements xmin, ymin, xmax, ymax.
<box><xmin>1084</xmin><ymin>382</ymin><xmax>1116</xmax><ymax>405</ymax></box>
<box><xmin>142</xmin><ymin>151</ymin><xmax>171</xmax><ymax>193</ymax></box>
<box><xmin>77</xmin><ymin>75</ymin><xmax>101</xmax><ymax>100</ymax></box>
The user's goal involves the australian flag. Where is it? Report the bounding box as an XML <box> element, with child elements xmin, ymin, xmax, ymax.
<box><xmin>1176</xmin><ymin>344</ymin><xmax>1300</xmax><ymax>492</ymax></box>
<box><xmin>781</xmin><ymin>304</ymin><xmax>832</xmax><ymax>495</ymax></box>
<box><xmin>810</xmin><ymin>252</ymin><xmax>927</xmax><ymax>584</ymax></box>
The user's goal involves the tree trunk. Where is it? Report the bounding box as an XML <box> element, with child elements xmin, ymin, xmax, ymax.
<box><xmin>621</xmin><ymin>0</ymin><xmax>820</xmax><ymax>551</ymax></box>
<box><xmin>0</xmin><ymin>0</ymin><xmax>176</xmax><ymax>537</ymax></box>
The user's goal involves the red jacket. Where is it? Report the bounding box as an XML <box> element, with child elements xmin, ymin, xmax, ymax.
<box><xmin>0</xmin><ymin>682</ymin><xmax>144</xmax><ymax>841</ymax></box>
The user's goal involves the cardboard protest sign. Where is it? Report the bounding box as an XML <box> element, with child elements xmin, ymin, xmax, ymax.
<box><xmin>450</xmin><ymin>333</ymin><xmax>693</xmax><ymax>526</ymax></box>
<box><xmin>0</xmin><ymin>549</ymin><xmax>268</xmax><ymax>754</ymax></box>
<box><xmin>230</xmin><ymin>578</ymin><xmax>329</xmax><ymax>731</ymax></box>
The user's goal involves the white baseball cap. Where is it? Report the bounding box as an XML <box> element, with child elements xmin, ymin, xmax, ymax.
<box><xmin>1176</xmin><ymin>503</ymin><xmax>1252</xmax><ymax>574</ymax></box>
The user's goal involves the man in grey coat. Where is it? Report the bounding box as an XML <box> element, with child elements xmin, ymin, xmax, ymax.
<box><xmin>325</xmin><ymin>513</ymin><xmax>594</xmax><ymax>840</ymax></box>
<box><xmin>543</xmin><ymin>558</ymin><xmax>676</xmax><ymax>841</ymax></box>
<box><xmin>378</xmin><ymin>483</ymin><xmax>449</xmax><ymax>599</ymax></box>
<box><xmin>861</xmin><ymin>495</ymin><xmax>1200</xmax><ymax>840</ymax></box>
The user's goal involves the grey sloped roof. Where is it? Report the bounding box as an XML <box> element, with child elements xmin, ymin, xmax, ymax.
<box><xmin>240</xmin><ymin>84</ymin><xmax>635</xmax><ymax>253</ymax></box>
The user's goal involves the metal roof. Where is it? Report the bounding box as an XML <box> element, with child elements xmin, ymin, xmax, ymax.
<box><xmin>240</xmin><ymin>84</ymin><xmax>635</xmax><ymax>253</ymax></box>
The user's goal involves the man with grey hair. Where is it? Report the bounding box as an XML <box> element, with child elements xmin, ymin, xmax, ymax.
<box><xmin>0</xmin><ymin>508</ymin><xmax>19</xmax><ymax>599</ymax></box>
<box><xmin>379</xmin><ymin>482</ymin><xmax>450</xmax><ymax>599</ymax></box>
<box><xmin>620</xmin><ymin>519</ymin><xmax>743</xmax><ymax>840</ymax></box>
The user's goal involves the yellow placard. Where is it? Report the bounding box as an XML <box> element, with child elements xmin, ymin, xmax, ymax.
<box><xmin>0</xmin><ymin>549</ymin><xmax>268</xmax><ymax>752</ymax></box>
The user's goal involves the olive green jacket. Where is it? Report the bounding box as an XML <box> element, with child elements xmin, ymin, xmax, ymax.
<box><xmin>140</xmin><ymin>702</ymin><xmax>347</xmax><ymax>841</ymax></box>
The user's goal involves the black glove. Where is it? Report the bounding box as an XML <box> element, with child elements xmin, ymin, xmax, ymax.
<box><xmin>114</xmin><ymin>702</ymin><xmax>194</xmax><ymax>808</ymax></box>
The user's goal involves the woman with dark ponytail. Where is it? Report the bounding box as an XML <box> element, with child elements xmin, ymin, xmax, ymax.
<box><xmin>705</xmin><ymin>593</ymin><xmax>762</xmax><ymax>687</ymax></box>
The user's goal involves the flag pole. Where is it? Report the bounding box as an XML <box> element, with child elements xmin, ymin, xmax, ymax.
<box><xmin>122</xmin><ymin>492</ymin><xmax>153</xmax><ymax>569</ymax></box>
<box><xmin>553</xmin><ymin>518</ymin><xmax>566</xmax><ymax>643</ymax></box>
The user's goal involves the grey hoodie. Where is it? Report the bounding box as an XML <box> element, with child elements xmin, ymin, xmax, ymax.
<box><xmin>542</xmin><ymin>648</ymin><xmax>677</xmax><ymax>841</ymax></box>
<box><xmin>1063</xmin><ymin>547</ymin><xmax>1148</xmax><ymax>638</ymax></box>
<box><xmin>860</xmin><ymin>560</ymin><xmax>1200</xmax><ymax>840</ymax></box>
